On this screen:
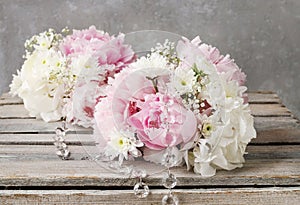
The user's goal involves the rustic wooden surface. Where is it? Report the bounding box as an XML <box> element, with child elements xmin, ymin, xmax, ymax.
<box><xmin>0</xmin><ymin>91</ymin><xmax>299</xmax><ymax>205</ymax></box>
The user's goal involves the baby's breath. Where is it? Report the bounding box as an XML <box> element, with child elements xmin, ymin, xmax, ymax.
<box><xmin>151</xmin><ymin>39</ymin><xmax>180</xmax><ymax>66</ymax></box>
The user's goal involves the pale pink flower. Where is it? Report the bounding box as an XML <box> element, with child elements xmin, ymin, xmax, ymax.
<box><xmin>94</xmin><ymin>67</ymin><xmax>158</xmax><ymax>145</ymax></box>
<box><xmin>60</xmin><ymin>25</ymin><xmax>136</xmax><ymax>71</ymax></box>
<box><xmin>60</xmin><ymin>26</ymin><xmax>136</xmax><ymax>127</ymax></box>
<box><xmin>176</xmin><ymin>36</ymin><xmax>246</xmax><ymax>86</ymax></box>
<box><xmin>63</xmin><ymin>80</ymin><xmax>105</xmax><ymax>128</ymax></box>
<box><xmin>199</xmin><ymin>43</ymin><xmax>246</xmax><ymax>86</ymax></box>
<box><xmin>127</xmin><ymin>93</ymin><xmax>197</xmax><ymax>150</ymax></box>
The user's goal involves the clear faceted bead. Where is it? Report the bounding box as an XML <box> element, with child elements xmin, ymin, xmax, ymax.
<box><xmin>63</xmin><ymin>150</ymin><xmax>70</xmax><ymax>158</ymax></box>
<box><xmin>162</xmin><ymin>194</ymin><xmax>179</xmax><ymax>205</ymax></box>
<box><xmin>133</xmin><ymin>182</ymin><xmax>149</xmax><ymax>198</ymax></box>
<box><xmin>56</xmin><ymin>150</ymin><xmax>63</xmax><ymax>157</ymax></box>
<box><xmin>162</xmin><ymin>152</ymin><xmax>176</xmax><ymax>167</ymax></box>
<box><xmin>162</xmin><ymin>172</ymin><xmax>177</xmax><ymax>189</ymax></box>
<box><xmin>55</xmin><ymin>127</ymin><xmax>66</xmax><ymax>138</ymax></box>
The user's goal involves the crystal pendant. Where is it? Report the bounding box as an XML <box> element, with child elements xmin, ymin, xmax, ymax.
<box><xmin>55</xmin><ymin>127</ymin><xmax>66</xmax><ymax>138</ymax></box>
<box><xmin>54</xmin><ymin>124</ymin><xmax>72</xmax><ymax>160</ymax></box>
<box><xmin>162</xmin><ymin>151</ymin><xmax>176</xmax><ymax>167</ymax></box>
<box><xmin>134</xmin><ymin>182</ymin><xmax>150</xmax><ymax>198</ymax></box>
<box><xmin>162</xmin><ymin>194</ymin><xmax>179</xmax><ymax>205</ymax></box>
<box><xmin>162</xmin><ymin>172</ymin><xmax>177</xmax><ymax>189</ymax></box>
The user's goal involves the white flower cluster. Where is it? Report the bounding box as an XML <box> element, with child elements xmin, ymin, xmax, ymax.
<box><xmin>10</xmin><ymin>29</ymin><xmax>68</xmax><ymax>121</ymax></box>
<box><xmin>151</xmin><ymin>38</ymin><xmax>256</xmax><ymax>177</ymax></box>
<box><xmin>150</xmin><ymin>39</ymin><xmax>179</xmax><ymax>66</ymax></box>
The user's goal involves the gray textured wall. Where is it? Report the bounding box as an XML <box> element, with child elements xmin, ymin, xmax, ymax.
<box><xmin>0</xmin><ymin>0</ymin><xmax>299</xmax><ymax>118</ymax></box>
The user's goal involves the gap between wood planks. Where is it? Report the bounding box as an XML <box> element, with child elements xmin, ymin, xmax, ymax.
<box><xmin>0</xmin><ymin>188</ymin><xmax>299</xmax><ymax>205</ymax></box>
<box><xmin>0</xmin><ymin>184</ymin><xmax>299</xmax><ymax>190</ymax></box>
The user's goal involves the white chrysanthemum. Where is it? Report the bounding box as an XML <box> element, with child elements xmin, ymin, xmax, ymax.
<box><xmin>33</xmin><ymin>31</ymin><xmax>54</xmax><ymax>51</ymax></box>
<box><xmin>193</xmin><ymin>58</ymin><xmax>226</xmax><ymax>110</ymax></box>
<box><xmin>104</xmin><ymin>129</ymin><xmax>143</xmax><ymax>164</ymax></box>
<box><xmin>131</xmin><ymin>52</ymin><xmax>171</xmax><ymax>78</ymax></box>
<box><xmin>9</xmin><ymin>70</ymin><xmax>22</xmax><ymax>96</ymax></box>
<box><xmin>168</xmin><ymin>66</ymin><xmax>196</xmax><ymax>95</ymax></box>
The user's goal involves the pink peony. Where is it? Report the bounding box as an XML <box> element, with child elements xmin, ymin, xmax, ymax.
<box><xmin>94</xmin><ymin>63</ymin><xmax>175</xmax><ymax>148</ymax></box>
<box><xmin>176</xmin><ymin>36</ymin><xmax>246</xmax><ymax>86</ymax></box>
<box><xmin>60</xmin><ymin>26</ymin><xmax>136</xmax><ymax>127</ymax></box>
<box><xmin>62</xmin><ymin>80</ymin><xmax>105</xmax><ymax>128</ymax></box>
<box><xmin>94</xmin><ymin>67</ymin><xmax>159</xmax><ymax>144</ymax></box>
<box><xmin>60</xmin><ymin>26</ymin><xmax>136</xmax><ymax>71</ymax></box>
<box><xmin>127</xmin><ymin>93</ymin><xmax>197</xmax><ymax>150</ymax></box>
<box><xmin>199</xmin><ymin>43</ymin><xmax>246</xmax><ymax>86</ymax></box>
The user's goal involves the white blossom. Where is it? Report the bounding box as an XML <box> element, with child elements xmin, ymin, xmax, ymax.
<box><xmin>10</xmin><ymin>48</ymin><xmax>66</xmax><ymax>122</ymax></box>
<box><xmin>168</xmin><ymin>66</ymin><xmax>196</xmax><ymax>95</ymax></box>
<box><xmin>104</xmin><ymin>129</ymin><xmax>143</xmax><ymax>164</ymax></box>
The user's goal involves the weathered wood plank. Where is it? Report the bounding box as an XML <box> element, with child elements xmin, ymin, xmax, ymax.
<box><xmin>0</xmin><ymin>119</ymin><xmax>92</xmax><ymax>133</ymax></box>
<box><xmin>0</xmin><ymin>104</ymin><xmax>31</xmax><ymax>118</ymax></box>
<box><xmin>0</xmin><ymin>134</ymin><xmax>94</xmax><ymax>145</ymax></box>
<box><xmin>0</xmin><ymin>145</ymin><xmax>298</xmax><ymax>165</ymax></box>
<box><xmin>0</xmin><ymin>145</ymin><xmax>299</xmax><ymax>160</ymax></box>
<box><xmin>0</xmin><ymin>93</ymin><xmax>23</xmax><ymax>105</ymax></box>
<box><xmin>0</xmin><ymin>116</ymin><xmax>298</xmax><ymax>133</ymax></box>
<box><xmin>249</xmin><ymin>104</ymin><xmax>292</xmax><ymax>117</ymax></box>
<box><xmin>0</xmin><ymin>188</ymin><xmax>299</xmax><ymax>205</ymax></box>
<box><xmin>247</xmin><ymin>92</ymin><xmax>280</xmax><ymax>104</ymax></box>
<box><xmin>254</xmin><ymin>116</ymin><xmax>299</xmax><ymax>130</ymax></box>
<box><xmin>0</xmin><ymin>126</ymin><xmax>299</xmax><ymax>145</ymax></box>
<box><xmin>0</xmin><ymin>100</ymin><xmax>291</xmax><ymax>119</ymax></box>
<box><xmin>0</xmin><ymin>159</ymin><xmax>299</xmax><ymax>187</ymax></box>
<box><xmin>251</xmin><ymin>128</ymin><xmax>300</xmax><ymax>144</ymax></box>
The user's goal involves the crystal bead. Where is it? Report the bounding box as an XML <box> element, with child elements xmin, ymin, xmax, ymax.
<box><xmin>55</xmin><ymin>127</ymin><xmax>66</xmax><ymax>137</ymax></box>
<box><xmin>56</xmin><ymin>150</ymin><xmax>63</xmax><ymax>157</ymax></box>
<box><xmin>162</xmin><ymin>194</ymin><xmax>179</xmax><ymax>205</ymax></box>
<box><xmin>162</xmin><ymin>172</ymin><xmax>177</xmax><ymax>189</ymax></box>
<box><xmin>162</xmin><ymin>152</ymin><xmax>176</xmax><ymax>167</ymax></box>
<box><xmin>63</xmin><ymin>150</ymin><xmax>70</xmax><ymax>158</ymax></box>
<box><xmin>133</xmin><ymin>182</ymin><xmax>149</xmax><ymax>198</ymax></box>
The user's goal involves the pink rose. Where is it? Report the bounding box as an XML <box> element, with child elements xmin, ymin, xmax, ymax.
<box><xmin>127</xmin><ymin>93</ymin><xmax>197</xmax><ymax>150</ymax></box>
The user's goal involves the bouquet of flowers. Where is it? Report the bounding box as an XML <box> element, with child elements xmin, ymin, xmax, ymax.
<box><xmin>10</xmin><ymin>27</ymin><xmax>256</xmax><ymax>178</ymax></box>
<box><xmin>94</xmin><ymin>37</ymin><xmax>256</xmax><ymax>177</ymax></box>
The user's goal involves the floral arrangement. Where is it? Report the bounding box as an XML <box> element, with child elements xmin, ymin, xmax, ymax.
<box><xmin>10</xmin><ymin>26</ymin><xmax>135</xmax><ymax>127</ymax></box>
<box><xmin>10</xmin><ymin>27</ymin><xmax>256</xmax><ymax>178</ymax></box>
<box><xmin>94</xmin><ymin>37</ymin><xmax>256</xmax><ymax>177</ymax></box>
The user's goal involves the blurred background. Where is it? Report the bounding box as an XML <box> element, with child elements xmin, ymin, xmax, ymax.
<box><xmin>0</xmin><ymin>0</ymin><xmax>299</xmax><ymax>118</ymax></box>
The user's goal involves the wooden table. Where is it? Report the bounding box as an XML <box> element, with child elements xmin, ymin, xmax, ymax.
<box><xmin>0</xmin><ymin>91</ymin><xmax>299</xmax><ymax>205</ymax></box>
